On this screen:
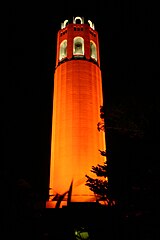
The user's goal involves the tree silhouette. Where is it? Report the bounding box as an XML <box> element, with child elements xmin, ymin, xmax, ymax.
<box><xmin>85</xmin><ymin>103</ymin><xmax>146</xmax><ymax>207</ymax></box>
<box><xmin>49</xmin><ymin>180</ymin><xmax>73</xmax><ymax>208</ymax></box>
<box><xmin>85</xmin><ymin>106</ymin><xmax>115</xmax><ymax>206</ymax></box>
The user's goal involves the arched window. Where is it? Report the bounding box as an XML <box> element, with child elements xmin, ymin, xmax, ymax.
<box><xmin>90</xmin><ymin>41</ymin><xmax>97</xmax><ymax>61</ymax></box>
<box><xmin>88</xmin><ymin>20</ymin><xmax>95</xmax><ymax>30</ymax></box>
<box><xmin>73</xmin><ymin>16</ymin><xmax>84</xmax><ymax>24</ymax></box>
<box><xmin>59</xmin><ymin>40</ymin><xmax>67</xmax><ymax>60</ymax></box>
<box><xmin>61</xmin><ymin>19</ymin><xmax>68</xmax><ymax>29</ymax></box>
<box><xmin>73</xmin><ymin>37</ymin><xmax>84</xmax><ymax>56</ymax></box>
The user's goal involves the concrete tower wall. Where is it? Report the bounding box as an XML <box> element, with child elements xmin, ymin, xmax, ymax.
<box><xmin>47</xmin><ymin>17</ymin><xmax>106</xmax><ymax>206</ymax></box>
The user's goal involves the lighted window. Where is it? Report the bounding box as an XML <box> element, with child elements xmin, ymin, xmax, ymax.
<box><xmin>61</xmin><ymin>19</ymin><xmax>68</xmax><ymax>29</ymax></box>
<box><xmin>90</xmin><ymin>41</ymin><xmax>97</xmax><ymax>61</ymax></box>
<box><xmin>88</xmin><ymin>19</ymin><xmax>95</xmax><ymax>30</ymax></box>
<box><xmin>59</xmin><ymin>40</ymin><xmax>67</xmax><ymax>60</ymax></box>
<box><xmin>73</xmin><ymin>16</ymin><xmax>84</xmax><ymax>24</ymax></box>
<box><xmin>73</xmin><ymin>37</ymin><xmax>84</xmax><ymax>56</ymax></box>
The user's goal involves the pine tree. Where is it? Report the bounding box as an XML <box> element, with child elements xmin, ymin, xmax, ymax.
<box><xmin>85</xmin><ymin>102</ymin><xmax>146</xmax><ymax>209</ymax></box>
<box><xmin>85</xmin><ymin>106</ymin><xmax>115</xmax><ymax>206</ymax></box>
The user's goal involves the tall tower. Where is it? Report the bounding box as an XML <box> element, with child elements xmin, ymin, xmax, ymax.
<box><xmin>46</xmin><ymin>17</ymin><xmax>106</xmax><ymax>207</ymax></box>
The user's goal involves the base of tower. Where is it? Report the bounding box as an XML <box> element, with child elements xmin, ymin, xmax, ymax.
<box><xmin>46</xmin><ymin>194</ymin><xmax>99</xmax><ymax>208</ymax></box>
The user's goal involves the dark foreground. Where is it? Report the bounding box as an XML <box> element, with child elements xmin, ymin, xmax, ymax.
<box><xmin>5</xmin><ymin>202</ymin><xmax>159</xmax><ymax>240</ymax></box>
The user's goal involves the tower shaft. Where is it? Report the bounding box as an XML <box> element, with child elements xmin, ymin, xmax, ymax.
<box><xmin>47</xmin><ymin>17</ymin><xmax>106</xmax><ymax>207</ymax></box>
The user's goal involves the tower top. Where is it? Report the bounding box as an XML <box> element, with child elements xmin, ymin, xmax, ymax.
<box><xmin>61</xmin><ymin>16</ymin><xmax>95</xmax><ymax>30</ymax></box>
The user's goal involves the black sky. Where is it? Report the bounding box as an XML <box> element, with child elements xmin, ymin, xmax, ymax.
<box><xmin>6</xmin><ymin>1</ymin><xmax>160</xmax><ymax>200</ymax></box>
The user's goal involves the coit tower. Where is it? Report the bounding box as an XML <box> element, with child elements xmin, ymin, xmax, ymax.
<box><xmin>47</xmin><ymin>16</ymin><xmax>106</xmax><ymax>207</ymax></box>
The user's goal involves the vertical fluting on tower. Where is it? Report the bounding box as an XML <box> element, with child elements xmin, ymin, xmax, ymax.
<box><xmin>47</xmin><ymin>17</ymin><xmax>106</xmax><ymax>207</ymax></box>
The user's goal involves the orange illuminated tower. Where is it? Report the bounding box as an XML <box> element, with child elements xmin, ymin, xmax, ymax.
<box><xmin>46</xmin><ymin>16</ymin><xmax>106</xmax><ymax>208</ymax></box>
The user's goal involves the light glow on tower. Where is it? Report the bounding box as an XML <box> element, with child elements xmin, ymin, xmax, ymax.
<box><xmin>46</xmin><ymin>17</ymin><xmax>106</xmax><ymax>208</ymax></box>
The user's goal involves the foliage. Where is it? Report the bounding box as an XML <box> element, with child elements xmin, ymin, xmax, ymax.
<box><xmin>97</xmin><ymin>104</ymin><xmax>145</xmax><ymax>139</ymax></box>
<box><xmin>85</xmin><ymin>106</ymin><xmax>114</xmax><ymax>204</ymax></box>
<box><xmin>88</xmin><ymin>162</ymin><xmax>108</xmax><ymax>178</ymax></box>
<box><xmin>85</xmin><ymin>106</ymin><xmax>114</xmax><ymax>205</ymax></box>
<box><xmin>85</xmin><ymin>175</ymin><xmax>108</xmax><ymax>198</ymax></box>
<box><xmin>85</xmin><ymin>149</ymin><xmax>114</xmax><ymax>205</ymax></box>
<box><xmin>86</xmin><ymin>102</ymin><xmax>148</xmax><ymax>207</ymax></box>
<box><xmin>51</xmin><ymin>180</ymin><xmax>73</xmax><ymax>208</ymax></box>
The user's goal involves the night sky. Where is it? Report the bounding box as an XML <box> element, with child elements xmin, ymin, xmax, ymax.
<box><xmin>6</xmin><ymin>1</ymin><xmax>160</xmax><ymax>204</ymax></box>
